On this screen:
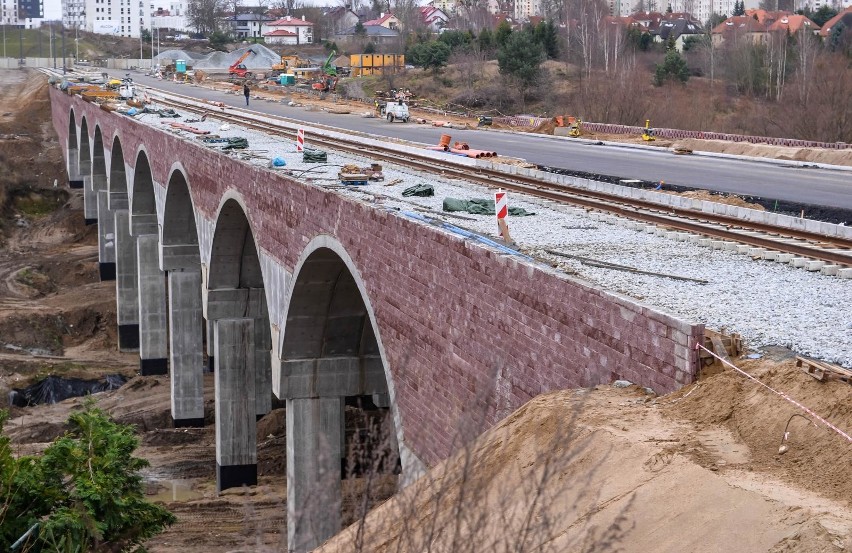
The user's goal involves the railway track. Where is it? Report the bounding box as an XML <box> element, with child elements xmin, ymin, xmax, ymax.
<box><xmin>144</xmin><ymin>87</ymin><xmax>852</xmax><ymax>270</ymax></box>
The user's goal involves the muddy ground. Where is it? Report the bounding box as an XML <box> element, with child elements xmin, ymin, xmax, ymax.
<box><xmin>2</xmin><ymin>69</ymin><xmax>851</xmax><ymax>552</ymax></box>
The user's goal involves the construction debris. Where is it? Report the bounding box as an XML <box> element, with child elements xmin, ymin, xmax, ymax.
<box><xmin>796</xmin><ymin>356</ymin><xmax>852</xmax><ymax>384</ymax></box>
<box><xmin>402</xmin><ymin>184</ymin><xmax>434</xmax><ymax>197</ymax></box>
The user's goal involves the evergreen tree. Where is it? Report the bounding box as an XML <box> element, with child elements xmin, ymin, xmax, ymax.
<box><xmin>478</xmin><ymin>28</ymin><xmax>494</xmax><ymax>52</ymax></box>
<box><xmin>654</xmin><ymin>48</ymin><xmax>690</xmax><ymax>85</ymax></box>
<box><xmin>497</xmin><ymin>29</ymin><xmax>545</xmax><ymax>105</ymax></box>
<box><xmin>495</xmin><ymin>20</ymin><xmax>512</xmax><ymax>47</ymax></box>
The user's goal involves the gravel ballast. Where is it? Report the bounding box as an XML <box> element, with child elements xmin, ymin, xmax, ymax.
<box><xmin>134</xmin><ymin>97</ymin><xmax>852</xmax><ymax>369</ymax></box>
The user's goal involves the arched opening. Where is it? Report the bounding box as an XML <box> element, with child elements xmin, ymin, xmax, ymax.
<box><xmin>162</xmin><ymin>171</ymin><xmax>198</xmax><ymax>249</ymax></box>
<box><xmin>281</xmin><ymin>246</ymin><xmax>400</xmax><ymax>552</ymax></box>
<box><xmin>206</xmin><ymin>198</ymin><xmax>273</xmax><ymax>491</ymax></box>
<box><xmin>132</xmin><ymin>150</ymin><xmax>167</xmax><ymax>375</ymax></box>
<box><xmin>130</xmin><ymin>151</ymin><xmax>156</xmax><ymax>231</ymax></box>
<box><xmin>109</xmin><ymin>136</ymin><xmax>137</xmax><ymax>351</ymax></box>
<box><xmin>160</xmin><ymin>169</ymin><xmax>205</xmax><ymax>429</ymax></box>
<box><xmin>109</xmin><ymin>136</ymin><xmax>128</xmax><ymax>197</ymax></box>
<box><xmin>92</xmin><ymin>127</ymin><xmax>114</xmax><ymax>280</ymax></box>
<box><xmin>78</xmin><ymin>117</ymin><xmax>90</xmax><ymax>178</ymax></box>
<box><xmin>67</xmin><ymin>109</ymin><xmax>81</xmax><ymax>187</ymax></box>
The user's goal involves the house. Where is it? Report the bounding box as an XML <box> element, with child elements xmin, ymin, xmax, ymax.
<box><xmin>657</xmin><ymin>16</ymin><xmax>706</xmax><ymax>50</ymax></box>
<box><xmin>710</xmin><ymin>15</ymin><xmax>767</xmax><ymax>46</ymax></box>
<box><xmin>262</xmin><ymin>15</ymin><xmax>314</xmax><ymax>45</ymax></box>
<box><xmin>334</xmin><ymin>23</ymin><xmax>400</xmax><ymax>44</ymax></box>
<box><xmin>420</xmin><ymin>5</ymin><xmax>450</xmax><ymax>31</ymax></box>
<box><xmin>227</xmin><ymin>13</ymin><xmax>275</xmax><ymax>40</ymax></box>
<box><xmin>323</xmin><ymin>6</ymin><xmax>359</xmax><ymax>35</ymax></box>
<box><xmin>766</xmin><ymin>14</ymin><xmax>820</xmax><ymax>36</ymax></box>
<box><xmin>362</xmin><ymin>13</ymin><xmax>401</xmax><ymax>30</ymax></box>
<box><xmin>819</xmin><ymin>5</ymin><xmax>852</xmax><ymax>38</ymax></box>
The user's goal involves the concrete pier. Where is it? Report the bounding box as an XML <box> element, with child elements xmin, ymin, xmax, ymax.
<box><xmin>168</xmin><ymin>270</ymin><xmax>205</xmax><ymax>427</ymax></box>
<box><xmin>96</xmin><ymin>190</ymin><xmax>116</xmax><ymax>280</ymax></box>
<box><xmin>83</xmin><ymin>174</ymin><xmax>98</xmax><ymax>224</ymax></box>
<box><xmin>215</xmin><ymin>318</ymin><xmax>257</xmax><ymax>491</ymax></box>
<box><xmin>287</xmin><ymin>397</ymin><xmax>343</xmax><ymax>553</ymax></box>
<box><xmin>137</xmin><ymin>235</ymin><xmax>168</xmax><ymax>375</ymax></box>
<box><xmin>114</xmin><ymin>210</ymin><xmax>139</xmax><ymax>351</ymax></box>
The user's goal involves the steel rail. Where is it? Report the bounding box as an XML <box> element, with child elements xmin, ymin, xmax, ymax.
<box><xmin>146</xmin><ymin>89</ymin><xmax>852</xmax><ymax>268</ymax></box>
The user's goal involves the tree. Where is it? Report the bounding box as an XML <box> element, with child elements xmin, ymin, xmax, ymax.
<box><xmin>733</xmin><ymin>0</ymin><xmax>745</xmax><ymax>15</ymax></box>
<box><xmin>187</xmin><ymin>0</ymin><xmax>226</xmax><ymax>35</ymax></box>
<box><xmin>208</xmin><ymin>29</ymin><xmax>231</xmax><ymax>50</ymax></box>
<box><xmin>807</xmin><ymin>5</ymin><xmax>838</xmax><ymax>26</ymax></box>
<box><xmin>0</xmin><ymin>404</ymin><xmax>175</xmax><ymax>552</ymax></box>
<box><xmin>477</xmin><ymin>28</ymin><xmax>494</xmax><ymax>53</ymax></box>
<box><xmin>533</xmin><ymin>20</ymin><xmax>559</xmax><ymax>59</ymax></box>
<box><xmin>654</xmin><ymin>48</ymin><xmax>690</xmax><ymax>85</ymax></box>
<box><xmin>495</xmin><ymin>20</ymin><xmax>512</xmax><ymax>48</ymax></box>
<box><xmin>497</xmin><ymin>29</ymin><xmax>545</xmax><ymax>108</ymax></box>
<box><xmin>407</xmin><ymin>40</ymin><xmax>451</xmax><ymax>71</ymax></box>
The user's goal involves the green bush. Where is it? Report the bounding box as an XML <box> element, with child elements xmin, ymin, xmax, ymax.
<box><xmin>0</xmin><ymin>402</ymin><xmax>175</xmax><ymax>552</ymax></box>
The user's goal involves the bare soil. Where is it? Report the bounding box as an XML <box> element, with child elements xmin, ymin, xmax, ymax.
<box><xmin>3</xmin><ymin>69</ymin><xmax>851</xmax><ymax>552</ymax></box>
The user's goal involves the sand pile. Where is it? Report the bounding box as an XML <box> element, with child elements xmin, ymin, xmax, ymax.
<box><xmin>672</xmin><ymin>138</ymin><xmax>852</xmax><ymax>167</ymax></box>
<box><xmin>318</xmin><ymin>368</ymin><xmax>852</xmax><ymax>553</ymax></box>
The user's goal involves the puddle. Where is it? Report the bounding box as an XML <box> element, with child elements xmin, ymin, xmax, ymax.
<box><xmin>147</xmin><ymin>479</ymin><xmax>204</xmax><ymax>503</ymax></box>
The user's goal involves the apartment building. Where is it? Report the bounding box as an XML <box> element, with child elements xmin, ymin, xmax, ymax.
<box><xmin>61</xmin><ymin>0</ymin><xmax>150</xmax><ymax>38</ymax></box>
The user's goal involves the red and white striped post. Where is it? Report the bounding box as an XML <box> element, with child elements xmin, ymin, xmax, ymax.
<box><xmin>296</xmin><ymin>128</ymin><xmax>305</xmax><ymax>152</ymax></box>
<box><xmin>495</xmin><ymin>188</ymin><xmax>511</xmax><ymax>241</ymax></box>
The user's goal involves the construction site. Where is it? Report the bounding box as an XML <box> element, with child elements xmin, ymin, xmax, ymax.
<box><xmin>1</xmin><ymin>66</ymin><xmax>852</xmax><ymax>553</ymax></box>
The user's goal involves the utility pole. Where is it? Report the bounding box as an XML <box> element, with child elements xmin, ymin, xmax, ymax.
<box><xmin>51</xmin><ymin>23</ymin><xmax>56</xmax><ymax>68</ymax></box>
<box><xmin>62</xmin><ymin>22</ymin><xmax>66</xmax><ymax>73</ymax></box>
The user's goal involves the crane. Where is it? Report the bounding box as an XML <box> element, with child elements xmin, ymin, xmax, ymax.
<box><xmin>229</xmin><ymin>48</ymin><xmax>257</xmax><ymax>79</ymax></box>
<box><xmin>311</xmin><ymin>50</ymin><xmax>339</xmax><ymax>92</ymax></box>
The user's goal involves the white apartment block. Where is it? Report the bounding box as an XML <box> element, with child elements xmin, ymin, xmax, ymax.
<box><xmin>62</xmin><ymin>0</ymin><xmax>150</xmax><ymax>38</ymax></box>
<box><xmin>514</xmin><ymin>0</ymin><xmax>541</xmax><ymax>20</ymax></box>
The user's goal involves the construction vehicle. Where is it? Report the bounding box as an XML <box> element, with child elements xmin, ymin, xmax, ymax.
<box><xmin>272</xmin><ymin>54</ymin><xmax>309</xmax><ymax>72</ymax></box>
<box><xmin>229</xmin><ymin>48</ymin><xmax>256</xmax><ymax>79</ymax></box>
<box><xmin>311</xmin><ymin>50</ymin><xmax>339</xmax><ymax>92</ymax></box>
<box><xmin>642</xmin><ymin>119</ymin><xmax>656</xmax><ymax>141</ymax></box>
<box><xmin>118</xmin><ymin>75</ymin><xmax>135</xmax><ymax>99</ymax></box>
<box><xmin>382</xmin><ymin>99</ymin><xmax>409</xmax><ymax>123</ymax></box>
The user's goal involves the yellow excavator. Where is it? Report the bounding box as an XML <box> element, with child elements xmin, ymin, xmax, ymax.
<box><xmin>272</xmin><ymin>54</ymin><xmax>309</xmax><ymax>72</ymax></box>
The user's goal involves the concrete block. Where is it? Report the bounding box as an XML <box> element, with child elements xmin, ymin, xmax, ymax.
<box><xmin>761</xmin><ymin>250</ymin><xmax>779</xmax><ymax>260</ymax></box>
<box><xmin>820</xmin><ymin>265</ymin><xmax>840</xmax><ymax>276</ymax></box>
<box><xmin>710</xmin><ymin>240</ymin><xmax>726</xmax><ymax>250</ymax></box>
<box><xmin>747</xmin><ymin>248</ymin><xmax>766</xmax><ymax>257</ymax></box>
<box><xmin>791</xmin><ymin>257</ymin><xmax>809</xmax><ymax>268</ymax></box>
<box><xmin>722</xmin><ymin>242</ymin><xmax>739</xmax><ymax>251</ymax></box>
<box><xmin>838</xmin><ymin>268</ymin><xmax>852</xmax><ymax>279</ymax></box>
<box><xmin>806</xmin><ymin>260</ymin><xmax>825</xmax><ymax>271</ymax></box>
<box><xmin>698</xmin><ymin>238</ymin><xmax>713</xmax><ymax>247</ymax></box>
<box><xmin>775</xmin><ymin>253</ymin><xmax>794</xmax><ymax>263</ymax></box>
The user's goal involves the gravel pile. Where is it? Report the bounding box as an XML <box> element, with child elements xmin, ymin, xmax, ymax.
<box><xmin>139</xmin><ymin>100</ymin><xmax>852</xmax><ymax>369</ymax></box>
<box><xmin>155</xmin><ymin>45</ymin><xmax>283</xmax><ymax>69</ymax></box>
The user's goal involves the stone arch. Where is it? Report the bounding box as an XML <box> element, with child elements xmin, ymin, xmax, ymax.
<box><xmin>130</xmin><ymin>149</ymin><xmax>157</xmax><ymax>235</ymax></box>
<box><xmin>67</xmin><ymin>108</ymin><xmax>79</xmax><ymax>181</ymax></box>
<box><xmin>279</xmin><ymin>237</ymin><xmax>404</xmax><ymax>552</ymax></box>
<box><xmin>78</xmin><ymin>116</ymin><xmax>90</xmax><ymax>179</ymax></box>
<box><xmin>92</xmin><ymin>126</ymin><xmax>114</xmax><ymax>280</ymax></box>
<box><xmin>206</xmin><ymin>197</ymin><xmax>273</xmax><ymax>491</ymax></box>
<box><xmin>161</xmin><ymin>168</ymin><xmax>199</xmax><ymax>251</ymax></box>
<box><xmin>130</xmin><ymin>149</ymin><xmax>167</xmax><ymax>375</ymax></box>
<box><xmin>159</xmin><ymin>167</ymin><xmax>205</xmax><ymax>430</ymax></box>
<box><xmin>109</xmin><ymin>135</ymin><xmax>127</xmax><ymax>196</ymax></box>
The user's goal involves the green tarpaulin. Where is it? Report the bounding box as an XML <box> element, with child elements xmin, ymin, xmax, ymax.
<box><xmin>442</xmin><ymin>197</ymin><xmax>535</xmax><ymax>216</ymax></box>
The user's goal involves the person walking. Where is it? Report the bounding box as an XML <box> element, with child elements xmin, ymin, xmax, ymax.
<box><xmin>243</xmin><ymin>83</ymin><xmax>250</xmax><ymax>106</ymax></box>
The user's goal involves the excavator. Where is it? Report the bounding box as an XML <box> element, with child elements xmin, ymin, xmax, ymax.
<box><xmin>228</xmin><ymin>48</ymin><xmax>256</xmax><ymax>79</ymax></box>
<box><xmin>272</xmin><ymin>53</ymin><xmax>309</xmax><ymax>72</ymax></box>
<box><xmin>311</xmin><ymin>50</ymin><xmax>339</xmax><ymax>92</ymax></box>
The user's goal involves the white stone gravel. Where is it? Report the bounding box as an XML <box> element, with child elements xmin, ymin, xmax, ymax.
<box><xmin>136</xmin><ymin>103</ymin><xmax>852</xmax><ymax>369</ymax></box>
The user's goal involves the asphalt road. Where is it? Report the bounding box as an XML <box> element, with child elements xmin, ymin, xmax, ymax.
<box><xmin>122</xmin><ymin>72</ymin><xmax>852</xmax><ymax>210</ymax></box>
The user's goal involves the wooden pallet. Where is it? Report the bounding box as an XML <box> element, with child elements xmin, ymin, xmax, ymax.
<box><xmin>796</xmin><ymin>356</ymin><xmax>852</xmax><ymax>384</ymax></box>
<box><xmin>700</xmin><ymin>330</ymin><xmax>742</xmax><ymax>367</ymax></box>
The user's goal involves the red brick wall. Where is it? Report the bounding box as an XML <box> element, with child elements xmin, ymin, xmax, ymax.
<box><xmin>51</xmin><ymin>89</ymin><xmax>703</xmax><ymax>465</ymax></box>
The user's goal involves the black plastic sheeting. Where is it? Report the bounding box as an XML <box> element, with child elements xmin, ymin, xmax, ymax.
<box><xmin>9</xmin><ymin>374</ymin><xmax>127</xmax><ymax>407</ymax></box>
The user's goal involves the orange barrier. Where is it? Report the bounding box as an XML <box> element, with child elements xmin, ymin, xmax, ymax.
<box><xmin>439</xmin><ymin>134</ymin><xmax>452</xmax><ymax>148</ymax></box>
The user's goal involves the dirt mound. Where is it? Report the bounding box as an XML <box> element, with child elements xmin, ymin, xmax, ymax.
<box><xmin>665</xmin><ymin>355</ymin><xmax>852</xmax><ymax>506</ymax></box>
<box><xmin>319</xmin><ymin>374</ymin><xmax>852</xmax><ymax>553</ymax></box>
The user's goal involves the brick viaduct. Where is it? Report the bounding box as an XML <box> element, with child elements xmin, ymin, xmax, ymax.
<box><xmin>49</xmin><ymin>86</ymin><xmax>703</xmax><ymax>551</ymax></box>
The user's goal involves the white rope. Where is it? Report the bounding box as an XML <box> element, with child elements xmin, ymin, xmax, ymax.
<box><xmin>697</xmin><ymin>344</ymin><xmax>852</xmax><ymax>444</ymax></box>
